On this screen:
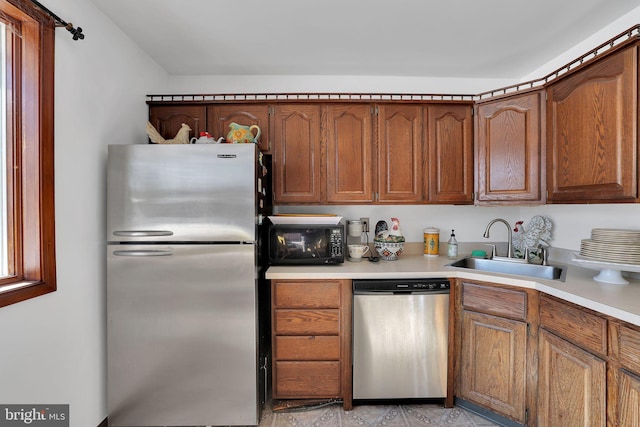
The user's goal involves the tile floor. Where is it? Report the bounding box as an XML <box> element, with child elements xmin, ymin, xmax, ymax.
<box><xmin>260</xmin><ymin>402</ymin><xmax>500</xmax><ymax>427</ymax></box>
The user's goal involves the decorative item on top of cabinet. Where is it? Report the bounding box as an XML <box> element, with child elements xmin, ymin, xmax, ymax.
<box><xmin>272</xmin><ymin>104</ymin><xmax>323</xmax><ymax>204</ymax></box>
<box><xmin>148</xmin><ymin>104</ymin><xmax>205</xmax><ymax>141</ymax></box>
<box><xmin>326</xmin><ymin>104</ymin><xmax>374</xmax><ymax>203</ymax></box>
<box><xmin>475</xmin><ymin>91</ymin><xmax>545</xmax><ymax>205</ymax></box>
<box><xmin>207</xmin><ymin>104</ymin><xmax>271</xmax><ymax>152</ymax></box>
<box><xmin>376</xmin><ymin>104</ymin><xmax>423</xmax><ymax>203</ymax></box>
<box><xmin>546</xmin><ymin>45</ymin><xmax>638</xmax><ymax>203</ymax></box>
<box><xmin>271</xmin><ymin>279</ymin><xmax>352</xmax><ymax>410</ymax></box>
<box><xmin>425</xmin><ymin>104</ymin><xmax>474</xmax><ymax>204</ymax></box>
<box><xmin>145</xmin><ymin>121</ymin><xmax>191</xmax><ymax>144</ymax></box>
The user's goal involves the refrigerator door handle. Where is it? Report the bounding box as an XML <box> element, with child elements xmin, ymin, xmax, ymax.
<box><xmin>113</xmin><ymin>230</ymin><xmax>174</xmax><ymax>237</ymax></box>
<box><xmin>112</xmin><ymin>249</ymin><xmax>173</xmax><ymax>257</ymax></box>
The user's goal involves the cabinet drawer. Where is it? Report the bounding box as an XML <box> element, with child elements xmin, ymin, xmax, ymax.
<box><xmin>273</xmin><ymin>281</ymin><xmax>341</xmax><ymax>308</ymax></box>
<box><xmin>540</xmin><ymin>295</ymin><xmax>607</xmax><ymax>356</ymax></box>
<box><xmin>274</xmin><ymin>361</ymin><xmax>341</xmax><ymax>397</ymax></box>
<box><xmin>461</xmin><ymin>282</ymin><xmax>527</xmax><ymax>320</ymax></box>
<box><xmin>274</xmin><ymin>309</ymin><xmax>340</xmax><ymax>335</ymax></box>
<box><xmin>616</xmin><ymin>323</ymin><xmax>640</xmax><ymax>374</ymax></box>
<box><xmin>275</xmin><ymin>336</ymin><xmax>341</xmax><ymax>360</ymax></box>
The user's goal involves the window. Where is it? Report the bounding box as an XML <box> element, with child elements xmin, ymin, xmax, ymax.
<box><xmin>0</xmin><ymin>0</ymin><xmax>56</xmax><ymax>308</ymax></box>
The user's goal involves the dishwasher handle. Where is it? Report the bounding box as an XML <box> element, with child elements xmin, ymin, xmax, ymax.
<box><xmin>354</xmin><ymin>289</ymin><xmax>450</xmax><ymax>295</ymax></box>
<box><xmin>353</xmin><ymin>279</ymin><xmax>450</xmax><ymax>294</ymax></box>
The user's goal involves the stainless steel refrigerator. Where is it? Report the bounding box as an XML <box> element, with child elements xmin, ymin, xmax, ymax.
<box><xmin>106</xmin><ymin>143</ymin><xmax>269</xmax><ymax>427</ymax></box>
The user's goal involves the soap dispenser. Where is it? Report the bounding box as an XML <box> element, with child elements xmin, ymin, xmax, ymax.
<box><xmin>447</xmin><ymin>229</ymin><xmax>458</xmax><ymax>258</ymax></box>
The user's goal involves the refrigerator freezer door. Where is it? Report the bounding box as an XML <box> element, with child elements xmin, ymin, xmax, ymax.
<box><xmin>107</xmin><ymin>144</ymin><xmax>257</xmax><ymax>242</ymax></box>
<box><xmin>107</xmin><ymin>243</ymin><xmax>258</xmax><ymax>426</ymax></box>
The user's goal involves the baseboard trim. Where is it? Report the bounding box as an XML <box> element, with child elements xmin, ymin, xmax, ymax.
<box><xmin>455</xmin><ymin>398</ymin><xmax>524</xmax><ymax>427</ymax></box>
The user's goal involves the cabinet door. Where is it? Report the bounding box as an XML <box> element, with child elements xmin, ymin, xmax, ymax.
<box><xmin>538</xmin><ymin>329</ymin><xmax>606</xmax><ymax>427</ymax></box>
<box><xmin>208</xmin><ymin>104</ymin><xmax>271</xmax><ymax>152</ymax></box>
<box><xmin>326</xmin><ymin>104</ymin><xmax>374</xmax><ymax>203</ymax></box>
<box><xmin>617</xmin><ymin>369</ymin><xmax>640</xmax><ymax>427</ymax></box>
<box><xmin>377</xmin><ymin>104</ymin><xmax>422</xmax><ymax>203</ymax></box>
<box><xmin>546</xmin><ymin>46</ymin><xmax>638</xmax><ymax>203</ymax></box>
<box><xmin>612</xmin><ymin>322</ymin><xmax>640</xmax><ymax>426</ymax></box>
<box><xmin>476</xmin><ymin>92</ymin><xmax>544</xmax><ymax>204</ymax></box>
<box><xmin>459</xmin><ymin>310</ymin><xmax>527</xmax><ymax>423</ymax></box>
<box><xmin>425</xmin><ymin>104</ymin><xmax>474</xmax><ymax>204</ymax></box>
<box><xmin>272</xmin><ymin>105</ymin><xmax>322</xmax><ymax>204</ymax></box>
<box><xmin>148</xmin><ymin>105</ymin><xmax>205</xmax><ymax>141</ymax></box>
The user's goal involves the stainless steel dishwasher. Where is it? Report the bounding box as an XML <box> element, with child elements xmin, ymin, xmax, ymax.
<box><xmin>352</xmin><ymin>278</ymin><xmax>450</xmax><ymax>400</ymax></box>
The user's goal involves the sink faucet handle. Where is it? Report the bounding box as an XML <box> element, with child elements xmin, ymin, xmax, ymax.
<box><xmin>485</xmin><ymin>244</ymin><xmax>496</xmax><ymax>259</ymax></box>
<box><xmin>523</xmin><ymin>247</ymin><xmax>531</xmax><ymax>263</ymax></box>
<box><xmin>541</xmin><ymin>247</ymin><xmax>549</xmax><ymax>266</ymax></box>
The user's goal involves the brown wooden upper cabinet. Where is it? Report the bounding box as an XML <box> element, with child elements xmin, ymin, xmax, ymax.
<box><xmin>546</xmin><ymin>45</ymin><xmax>638</xmax><ymax>203</ymax></box>
<box><xmin>207</xmin><ymin>104</ymin><xmax>271</xmax><ymax>153</ymax></box>
<box><xmin>326</xmin><ymin>104</ymin><xmax>375</xmax><ymax>203</ymax></box>
<box><xmin>272</xmin><ymin>104</ymin><xmax>323</xmax><ymax>204</ymax></box>
<box><xmin>475</xmin><ymin>91</ymin><xmax>545</xmax><ymax>205</ymax></box>
<box><xmin>377</xmin><ymin>104</ymin><xmax>424</xmax><ymax>203</ymax></box>
<box><xmin>148</xmin><ymin>105</ymin><xmax>206</xmax><ymax>142</ymax></box>
<box><xmin>425</xmin><ymin>104</ymin><xmax>474</xmax><ymax>204</ymax></box>
<box><xmin>148</xmin><ymin>102</ymin><xmax>475</xmax><ymax>205</ymax></box>
<box><xmin>147</xmin><ymin>29</ymin><xmax>640</xmax><ymax>206</ymax></box>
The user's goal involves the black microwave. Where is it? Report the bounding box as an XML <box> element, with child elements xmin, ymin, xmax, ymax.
<box><xmin>267</xmin><ymin>223</ymin><xmax>345</xmax><ymax>265</ymax></box>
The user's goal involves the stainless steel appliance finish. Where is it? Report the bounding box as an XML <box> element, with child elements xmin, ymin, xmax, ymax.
<box><xmin>107</xmin><ymin>144</ymin><xmax>256</xmax><ymax>243</ymax></box>
<box><xmin>352</xmin><ymin>279</ymin><xmax>450</xmax><ymax>400</ymax></box>
<box><xmin>107</xmin><ymin>144</ymin><xmax>264</xmax><ymax>427</ymax></box>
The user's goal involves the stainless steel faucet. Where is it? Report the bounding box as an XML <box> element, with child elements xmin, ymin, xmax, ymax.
<box><xmin>483</xmin><ymin>218</ymin><xmax>514</xmax><ymax>259</ymax></box>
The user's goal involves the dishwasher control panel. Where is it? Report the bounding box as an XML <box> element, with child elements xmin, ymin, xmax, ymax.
<box><xmin>353</xmin><ymin>278</ymin><xmax>450</xmax><ymax>293</ymax></box>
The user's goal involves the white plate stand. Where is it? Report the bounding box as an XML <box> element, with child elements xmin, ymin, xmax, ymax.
<box><xmin>571</xmin><ymin>252</ymin><xmax>639</xmax><ymax>285</ymax></box>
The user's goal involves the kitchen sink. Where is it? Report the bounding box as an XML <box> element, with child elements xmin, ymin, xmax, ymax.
<box><xmin>447</xmin><ymin>257</ymin><xmax>567</xmax><ymax>282</ymax></box>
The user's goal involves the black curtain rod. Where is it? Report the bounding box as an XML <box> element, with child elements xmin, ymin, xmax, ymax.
<box><xmin>28</xmin><ymin>0</ymin><xmax>84</xmax><ymax>40</ymax></box>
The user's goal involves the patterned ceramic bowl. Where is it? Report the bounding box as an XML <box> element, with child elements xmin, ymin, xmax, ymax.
<box><xmin>374</xmin><ymin>241</ymin><xmax>404</xmax><ymax>261</ymax></box>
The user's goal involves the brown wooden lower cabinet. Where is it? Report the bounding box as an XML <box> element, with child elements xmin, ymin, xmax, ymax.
<box><xmin>538</xmin><ymin>295</ymin><xmax>607</xmax><ymax>426</ymax></box>
<box><xmin>455</xmin><ymin>280</ymin><xmax>532</xmax><ymax>425</ymax></box>
<box><xmin>271</xmin><ymin>279</ymin><xmax>352</xmax><ymax>409</ymax></box>
<box><xmin>266</xmin><ymin>277</ymin><xmax>640</xmax><ymax>423</ymax></box>
<box><xmin>537</xmin><ymin>329</ymin><xmax>606</xmax><ymax>427</ymax></box>
<box><xmin>455</xmin><ymin>283</ymin><xmax>640</xmax><ymax>427</ymax></box>
<box><xmin>617</xmin><ymin>369</ymin><xmax>640</xmax><ymax>426</ymax></box>
<box><xmin>537</xmin><ymin>295</ymin><xmax>640</xmax><ymax>427</ymax></box>
<box><xmin>274</xmin><ymin>336</ymin><xmax>341</xmax><ymax>360</ymax></box>
<box><xmin>274</xmin><ymin>361</ymin><xmax>341</xmax><ymax>397</ymax></box>
<box><xmin>459</xmin><ymin>310</ymin><xmax>527</xmax><ymax>422</ymax></box>
<box><xmin>610</xmin><ymin>321</ymin><xmax>640</xmax><ymax>426</ymax></box>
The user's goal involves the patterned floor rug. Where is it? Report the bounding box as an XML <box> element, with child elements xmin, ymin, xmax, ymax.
<box><xmin>260</xmin><ymin>402</ymin><xmax>499</xmax><ymax>427</ymax></box>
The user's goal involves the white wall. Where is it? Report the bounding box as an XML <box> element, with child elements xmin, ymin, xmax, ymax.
<box><xmin>0</xmin><ymin>1</ymin><xmax>168</xmax><ymax>426</ymax></box>
<box><xmin>163</xmin><ymin>74</ymin><xmax>515</xmax><ymax>97</ymax></box>
<box><xmin>274</xmin><ymin>203</ymin><xmax>640</xmax><ymax>252</ymax></box>
<box><xmin>161</xmin><ymin>6</ymin><xmax>640</xmax><ymax>254</ymax></box>
<box><xmin>522</xmin><ymin>5</ymin><xmax>640</xmax><ymax>80</ymax></box>
<box><xmin>0</xmin><ymin>2</ymin><xmax>639</xmax><ymax>427</ymax></box>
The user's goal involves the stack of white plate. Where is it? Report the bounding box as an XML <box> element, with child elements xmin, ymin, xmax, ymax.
<box><xmin>580</xmin><ymin>228</ymin><xmax>640</xmax><ymax>264</ymax></box>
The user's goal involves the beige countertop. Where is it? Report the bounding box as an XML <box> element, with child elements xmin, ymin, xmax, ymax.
<box><xmin>266</xmin><ymin>249</ymin><xmax>640</xmax><ymax>327</ymax></box>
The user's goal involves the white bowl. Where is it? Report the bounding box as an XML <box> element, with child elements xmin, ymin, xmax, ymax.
<box><xmin>374</xmin><ymin>241</ymin><xmax>404</xmax><ymax>261</ymax></box>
